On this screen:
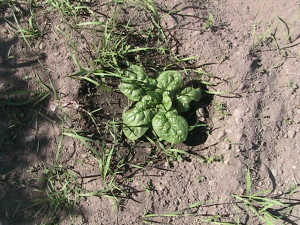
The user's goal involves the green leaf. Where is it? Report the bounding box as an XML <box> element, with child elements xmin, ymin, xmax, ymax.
<box><xmin>156</xmin><ymin>70</ymin><xmax>183</xmax><ymax>92</ymax></box>
<box><xmin>122</xmin><ymin>105</ymin><xmax>155</xmax><ymax>127</ymax></box>
<box><xmin>175</xmin><ymin>87</ymin><xmax>201</xmax><ymax>112</ymax></box>
<box><xmin>162</xmin><ymin>93</ymin><xmax>172</xmax><ymax>111</ymax></box>
<box><xmin>146</xmin><ymin>91</ymin><xmax>162</xmax><ymax>103</ymax></box>
<box><xmin>136</xmin><ymin>94</ymin><xmax>161</xmax><ymax>109</ymax></box>
<box><xmin>123</xmin><ymin>125</ymin><xmax>149</xmax><ymax>141</ymax></box>
<box><xmin>152</xmin><ymin>110</ymin><xmax>188</xmax><ymax>144</ymax></box>
<box><xmin>119</xmin><ymin>65</ymin><xmax>156</xmax><ymax>101</ymax></box>
<box><xmin>119</xmin><ymin>82</ymin><xmax>145</xmax><ymax>101</ymax></box>
<box><xmin>125</xmin><ymin>65</ymin><xmax>157</xmax><ymax>91</ymax></box>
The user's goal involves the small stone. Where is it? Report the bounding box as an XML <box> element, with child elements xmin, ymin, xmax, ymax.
<box><xmin>235</xmin><ymin>132</ymin><xmax>243</xmax><ymax>141</ymax></box>
<box><xmin>224</xmin><ymin>143</ymin><xmax>230</xmax><ymax>150</ymax></box>
<box><xmin>217</xmin><ymin>130</ymin><xmax>226</xmax><ymax>140</ymax></box>
<box><xmin>49</xmin><ymin>102</ymin><xmax>57</xmax><ymax>112</ymax></box>
<box><xmin>271</xmin><ymin>169</ymin><xmax>277</xmax><ymax>176</ymax></box>
<box><xmin>145</xmin><ymin>147</ymin><xmax>152</xmax><ymax>154</ymax></box>
<box><xmin>233</xmin><ymin>109</ymin><xmax>244</xmax><ymax>124</ymax></box>
<box><xmin>288</xmin><ymin>130</ymin><xmax>296</xmax><ymax>139</ymax></box>
<box><xmin>292</xmin><ymin>165</ymin><xmax>296</xmax><ymax>169</ymax></box>
<box><xmin>293</xmin><ymin>115</ymin><xmax>300</xmax><ymax>124</ymax></box>
<box><xmin>232</xmin><ymin>145</ymin><xmax>242</xmax><ymax>153</ymax></box>
<box><xmin>274</xmin><ymin>125</ymin><xmax>280</xmax><ymax>132</ymax></box>
<box><xmin>39</xmin><ymin>43</ymin><xmax>45</xmax><ymax>50</ymax></box>
<box><xmin>24</xmin><ymin>135</ymin><xmax>36</xmax><ymax>143</ymax></box>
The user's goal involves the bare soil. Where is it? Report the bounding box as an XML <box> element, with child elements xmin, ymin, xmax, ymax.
<box><xmin>1</xmin><ymin>1</ymin><xmax>300</xmax><ymax>225</ymax></box>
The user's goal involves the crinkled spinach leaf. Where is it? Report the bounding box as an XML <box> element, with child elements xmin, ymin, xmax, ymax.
<box><xmin>122</xmin><ymin>105</ymin><xmax>155</xmax><ymax>127</ymax></box>
<box><xmin>152</xmin><ymin>110</ymin><xmax>188</xmax><ymax>144</ymax></box>
<box><xmin>119</xmin><ymin>82</ymin><xmax>145</xmax><ymax>101</ymax></box>
<box><xmin>123</xmin><ymin>125</ymin><xmax>149</xmax><ymax>141</ymax></box>
<box><xmin>119</xmin><ymin>65</ymin><xmax>156</xmax><ymax>101</ymax></box>
<box><xmin>176</xmin><ymin>87</ymin><xmax>202</xmax><ymax>112</ymax></box>
<box><xmin>156</xmin><ymin>71</ymin><xmax>183</xmax><ymax>92</ymax></box>
<box><xmin>162</xmin><ymin>92</ymin><xmax>172</xmax><ymax>111</ymax></box>
<box><xmin>136</xmin><ymin>94</ymin><xmax>161</xmax><ymax>109</ymax></box>
<box><xmin>146</xmin><ymin>91</ymin><xmax>162</xmax><ymax>104</ymax></box>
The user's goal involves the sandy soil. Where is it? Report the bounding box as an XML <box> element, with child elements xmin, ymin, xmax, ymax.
<box><xmin>1</xmin><ymin>0</ymin><xmax>300</xmax><ymax>225</ymax></box>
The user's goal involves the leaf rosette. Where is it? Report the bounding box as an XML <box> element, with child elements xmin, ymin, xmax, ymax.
<box><xmin>119</xmin><ymin>66</ymin><xmax>202</xmax><ymax>144</ymax></box>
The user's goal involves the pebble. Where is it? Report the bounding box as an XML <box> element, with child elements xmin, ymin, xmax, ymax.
<box><xmin>224</xmin><ymin>159</ymin><xmax>229</xmax><ymax>165</ymax></box>
<box><xmin>49</xmin><ymin>102</ymin><xmax>57</xmax><ymax>112</ymax></box>
<box><xmin>145</xmin><ymin>147</ymin><xmax>152</xmax><ymax>154</ymax></box>
<box><xmin>288</xmin><ymin>130</ymin><xmax>296</xmax><ymax>139</ymax></box>
<box><xmin>271</xmin><ymin>169</ymin><xmax>277</xmax><ymax>176</ymax></box>
<box><xmin>224</xmin><ymin>143</ymin><xmax>231</xmax><ymax>150</ymax></box>
<box><xmin>233</xmin><ymin>109</ymin><xmax>244</xmax><ymax>124</ymax></box>
<box><xmin>293</xmin><ymin>115</ymin><xmax>300</xmax><ymax>124</ymax></box>
<box><xmin>217</xmin><ymin>130</ymin><xmax>226</xmax><ymax>140</ymax></box>
<box><xmin>235</xmin><ymin>131</ymin><xmax>243</xmax><ymax>141</ymax></box>
<box><xmin>39</xmin><ymin>43</ymin><xmax>45</xmax><ymax>50</ymax></box>
<box><xmin>24</xmin><ymin>135</ymin><xmax>36</xmax><ymax>143</ymax></box>
<box><xmin>292</xmin><ymin>165</ymin><xmax>296</xmax><ymax>169</ymax></box>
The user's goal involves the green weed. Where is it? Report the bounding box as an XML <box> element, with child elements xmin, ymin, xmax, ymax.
<box><xmin>45</xmin><ymin>0</ymin><xmax>91</xmax><ymax>19</ymax></box>
<box><xmin>203</xmin><ymin>13</ymin><xmax>215</xmax><ymax>29</ymax></box>
<box><xmin>2</xmin><ymin>1</ymin><xmax>44</xmax><ymax>47</ymax></box>
<box><xmin>288</xmin><ymin>80</ymin><xmax>299</xmax><ymax>94</ymax></box>
<box><xmin>233</xmin><ymin>169</ymin><xmax>299</xmax><ymax>225</ymax></box>
<box><xmin>213</xmin><ymin>102</ymin><xmax>230</xmax><ymax>119</ymax></box>
<box><xmin>198</xmin><ymin>154</ymin><xmax>224</xmax><ymax>164</ymax></box>
<box><xmin>132</xmin><ymin>0</ymin><xmax>166</xmax><ymax>41</ymax></box>
<box><xmin>31</xmin><ymin>165</ymin><xmax>83</xmax><ymax>223</ymax></box>
<box><xmin>141</xmin><ymin>169</ymin><xmax>300</xmax><ymax>224</ymax></box>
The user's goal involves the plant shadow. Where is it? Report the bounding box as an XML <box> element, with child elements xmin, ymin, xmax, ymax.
<box><xmin>183</xmin><ymin>81</ymin><xmax>213</xmax><ymax>146</ymax></box>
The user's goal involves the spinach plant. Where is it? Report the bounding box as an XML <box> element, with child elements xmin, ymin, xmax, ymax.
<box><xmin>119</xmin><ymin>65</ymin><xmax>201</xmax><ymax>144</ymax></box>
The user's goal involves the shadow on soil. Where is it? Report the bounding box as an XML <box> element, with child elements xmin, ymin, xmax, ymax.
<box><xmin>0</xmin><ymin>37</ymin><xmax>64</xmax><ymax>224</ymax></box>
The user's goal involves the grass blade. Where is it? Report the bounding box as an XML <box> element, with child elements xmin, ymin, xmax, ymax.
<box><xmin>246</xmin><ymin>168</ymin><xmax>252</xmax><ymax>195</ymax></box>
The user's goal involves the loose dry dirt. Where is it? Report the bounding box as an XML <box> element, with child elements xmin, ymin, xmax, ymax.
<box><xmin>1</xmin><ymin>1</ymin><xmax>300</xmax><ymax>225</ymax></box>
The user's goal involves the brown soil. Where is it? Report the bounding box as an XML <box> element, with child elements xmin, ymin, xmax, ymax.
<box><xmin>1</xmin><ymin>1</ymin><xmax>300</xmax><ymax>225</ymax></box>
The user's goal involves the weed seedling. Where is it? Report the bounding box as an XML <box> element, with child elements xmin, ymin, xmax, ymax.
<box><xmin>203</xmin><ymin>13</ymin><xmax>215</xmax><ymax>29</ymax></box>
<box><xmin>213</xmin><ymin>102</ymin><xmax>230</xmax><ymax>119</ymax></box>
<box><xmin>198</xmin><ymin>154</ymin><xmax>224</xmax><ymax>164</ymax></box>
<box><xmin>31</xmin><ymin>165</ymin><xmax>83</xmax><ymax>222</ymax></box>
<box><xmin>289</xmin><ymin>80</ymin><xmax>299</xmax><ymax>94</ymax></box>
<box><xmin>233</xmin><ymin>169</ymin><xmax>297</xmax><ymax>225</ymax></box>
